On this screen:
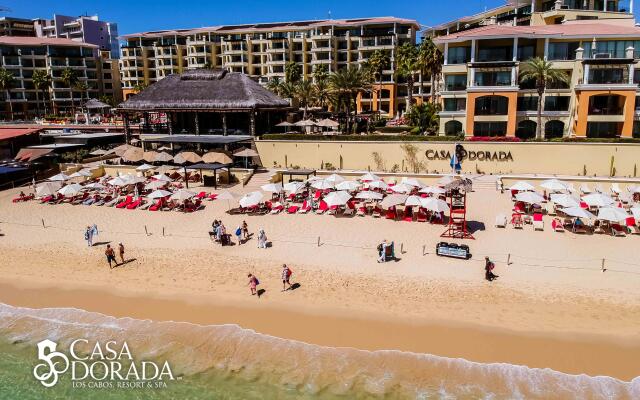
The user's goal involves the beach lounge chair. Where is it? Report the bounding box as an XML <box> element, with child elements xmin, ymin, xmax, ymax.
<box><xmin>315</xmin><ymin>200</ymin><xmax>328</xmax><ymax>214</ymax></box>
<box><xmin>298</xmin><ymin>200</ymin><xmax>312</xmax><ymax>214</ymax></box>
<box><xmin>343</xmin><ymin>206</ymin><xmax>355</xmax><ymax>216</ymax></box>
<box><xmin>39</xmin><ymin>195</ymin><xmax>53</xmax><ymax>204</ymax></box>
<box><xmin>495</xmin><ymin>214</ymin><xmax>507</xmax><ymax>228</ymax></box>
<box><xmin>579</xmin><ymin>184</ymin><xmax>591</xmax><ymax>194</ymax></box>
<box><xmin>207</xmin><ymin>193</ymin><xmax>218</xmax><ymax>201</ymax></box>
<box><xmin>511</xmin><ymin>213</ymin><xmax>523</xmax><ymax>229</ymax></box>
<box><xmin>116</xmin><ymin>196</ymin><xmax>133</xmax><ymax>209</ymax></box>
<box><xmin>611</xmin><ymin>183</ymin><xmax>622</xmax><ymax>196</ymax></box>
<box><xmin>71</xmin><ymin>192</ymin><xmax>89</xmax><ymax>205</ymax></box>
<box><xmin>551</xmin><ymin>218</ymin><xmax>565</xmax><ymax>232</ymax></box>
<box><xmin>149</xmin><ymin>198</ymin><xmax>164</xmax><ymax>211</ymax></box>
<box><xmin>82</xmin><ymin>194</ymin><xmax>99</xmax><ymax>206</ymax></box>
<box><xmin>286</xmin><ymin>205</ymin><xmax>299</xmax><ymax>214</ymax></box>
<box><xmin>356</xmin><ymin>206</ymin><xmax>366</xmax><ymax>217</ymax></box>
<box><xmin>126</xmin><ymin>198</ymin><xmax>143</xmax><ymax>210</ymax></box>
<box><xmin>104</xmin><ymin>196</ymin><xmax>120</xmax><ymax>207</ymax></box>
<box><xmin>385</xmin><ymin>208</ymin><xmax>396</xmax><ymax>220</ymax></box>
<box><xmin>625</xmin><ymin>217</ymin><xmax>639</xmax><ymax>234</ymax></box>
<box><xmin>611</xmin><ymin>224</ymin><xmax>627</xmax><ymax>237</ymax></box>
<box><xmin>94</xmin><ymin>195</ymin><xmax>111</xmax><ymax>206</ymax></box>
<box><xmin>372</xmin><ymin>207</ymin><xmax>382</xmax><ymax>218</ymax></box>
<box><xmin>12</xmin><ymin>193</ymin><xmax>34</xmax><ymax>203</ymax></box>
<box><xmin>533</xmin><ymin>213</ymin><xmax>544</xmax><ymax>231</ymax></box>
<box><xmin>416</xmin><ymin>209</ymin><xmax>428</xmax><ymax>223</ymax></box>
<box><xmin>196</xmin><ymin>191</ymin><xmax>207</xmax><ymax>200</ymax></box>
<box><xmin>270</xmin><ymin>203</ymin><xmax>284</xmax><ymax>214</ymax></box>
<box><xmin>545</xmin><ymin>202</ymin><xmax>556</xmax><ymax>216</ymax></box>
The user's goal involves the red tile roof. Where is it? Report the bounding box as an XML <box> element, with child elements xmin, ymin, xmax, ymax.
<box><xmin>0</xmin><ymin>36</ymin><xmax>97</xmax><ymax>48</ymax></box>
<box><xmin>0</xmin><ymin>127</ymin><xmax>41</xmax><ymax>141</ymax></box>
<box><xmin>434</xmin><ymin>22</ymin><xmax>640</xmax><ymax>43</ymax></box>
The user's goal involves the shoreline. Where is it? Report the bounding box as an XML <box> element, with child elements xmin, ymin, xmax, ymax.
<box><xmin>1</xmin><ymin>279</ymin><xmax>639</xmax><ymax>381</ymax></box>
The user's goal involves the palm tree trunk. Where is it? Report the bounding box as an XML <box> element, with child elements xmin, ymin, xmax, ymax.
<box><xmin>69</xmin><ymin>89</ymin><xmax>75</xmax><ymax>116</ymax></box>
<box><xmin>6</xmin><ymin>90</ymin><xmax>13</xmax><ymax>120</ymax></box>
<box><xmin>34</xmin><ymin>90</ymin><xmax>41</xmax><ymax>119</ymax></box>
<box><xmin>429</xmin><ymin>75</ymin><xmax>435</xmax><ymax>103</ymax></box>
<box><xmin>536</xmin><ymin>89</ymin><xmax>544</xmax><ymax>140</ymax></box>
<box><xmin>406</xmin><ymin>75</ymin><xmax>414</xmax><ymax>114</ymax></box>
<box><xmin>42</xmin><ymin>89</ymin><xmax>48</xmax><ymax>116</ymax></box>
<box><xmin>377</xmin><ymin>79</ymin><xmax>383</xmax><ymax>118</ymax></box>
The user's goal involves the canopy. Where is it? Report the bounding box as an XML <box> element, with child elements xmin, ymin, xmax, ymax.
<box><xmin>311</xmin><ymin>180</ymin><xmax>334</xmax><ymax>190</ymax></box>
<box><xmin>108</xmin><ymin>176</ymin><xmax>130</xmax><ymax>187</ymax></box>
<box><xmin>400</xmin><ymin>177</ymin><xmax>424</xmax><ymax>188</ymax></box>
<box><xmin>171</xmin><ymin>189</ymin><xmax>196</xmax><ymax>201</ymax></box>
<box><xmin>84</xmin><ymin>182</ymin><xmax>106</xmax><ymax>190</ymax></box>
<box><xmin>36</xmin><ymin>181</ymin><xmax>62</xmax><ymax>197</ymax></box>
<box><xmin>367</xmin><ymin>180</ymin><xmax>388</xmax><ymax>190</ymax></box>
<box><xmin>316</xmin><ymin>118</ymin><xmax>339</xmax><ymax>128</ymax></box>
<box><xmin>151</xmin><ymin>173</ymin><xmax>173</xmax><ymax>182</ymax></box>
<box><xmin>597</xmin><ymin>207</ymin><xmax>629</xmax><ymax>222</ymax></box>
<box><xmin>58</xmin><ymin>183</ymin><xmax>83</xmax><ymax>197</ymax></box>
<box><xmin>324</xmin><ymin>190</ymin><xmax>351</xmax><ymax>207</ymax></box>
<box><xmin>148</xmin><ymin>189</ymin><xmax>173</xmax><ymax>199</ymax></box>
<box><xmin>261</xmin><ymin>183</ymin><xmax>283</xmax><ymax>193</ymax></box>
<box><xmin>390</xmin><ymin>183</ymin><xmax>413</xmax><ymax>194</ymax></box>
<box><xmin>509</xmin><ymin>181</ymin><xmax>535</xmax><ymax>191</ymax></box>
<box><xmin>174</xmin><ymin>152</ymin><xmax>202</xmax><ymax>164</ymax></box>
<box><xmin>154</xmin><ymin>152</ymin><xmax>174</xmax><ymax>163</ymax></box>
<box><xmin>324</xmin><ymin>173</ymin><xmax>345</xmax><ymax>184</ymax></box>
<box><xmin>122</xmin><ymin>147</ymin><xmax>144</xmax><ymax>162</ymax></box>
<box><xmin>335</xmin><ymin>180</ymin><xmax>360</xmax><ymax>191</ymax></box>
<box><xmin>563</xmin><ymin>207</ymin><xmax>596</xmax><ymax>219</ymax></box>
<box><xmin>540</xmin><ymin>179</ymin><xmax>569</xmax><ymax>192</ymax></box>
<box><xmin>84</xmin><ymin>98</ymin><xmax>111</xmax><ymax>109</ymax></box>
<box><xmin>380</xmin><ymin>194</ymin><xmax>408</xmax><ymax>209</ymax></box>
<box><xmin>630</xmin><ymin>207</ymin><xmax>640</xmax><ymax>220</ymax></box>
<box><xmin>355</xmin><ymin>191</ymin><xmax>384</xmax><ymax>200</ymax></box>
<box><xmin>582</xmin><ymin>193</ymin><xmax>614</xmax><ymax>208</ymax></box>
<box><xmin>276</xmin><ymin>121</ymin><xmax>294</xmax><ymax>127</ymax></box>
<box><xmin>515</xmin><ymin>191</ymin><xmax>545</xmax><ymax>204</ymax></box>
<box><xmin>360</xmin><ymin>172</ymin><xmax>380</xmax><ymax>182</ymax></box>
<box><xmin>438</xmin><ymin>175</ymin><xmax>455</xmax><ymax>185</ymax></box>
<box><xmin>110</xmin><ymin>144</ymin><xmax>137</xmax><ymax>157</ymax></box>
<box><xmin>145</xmin><ymin>180</ymin><xmax>167</xmax><ymax>190</ymax></box>
<box><xmin>136</xmin><ymin>163</ymin><xmax>155</xmax><ymax>171</ymax></box>
<box><xmin>294</xmin><ymin>119</ymin><xmax>317</xmax><ymax>127</ymax></box>
<box><xmin>284</xmin><ymin>181</ymin><xmax>305</xmax><ymax>194</ymax></box>
<box><xmin>239</xmin><ymin>191</ymin><xmax>264</xmax><ymax>207</ymax></box>
<box><xmin>69</xmin><ymin>169</ymin><xmax>93</xmax><ymax>178</ymax></box>
<box><xmin>419</xmin><ymin>186</ymin><xmax>446</xmax><ymax>195</ymax></box>
<box><xmin>405</xmin><ymin>195</ymin><xmax>423</xmax><ymax>207</ymax></box>
<box><xmin>550</xmin><ymin>193</ymin><xmax>580</xmax><ymax>208</ymax></box>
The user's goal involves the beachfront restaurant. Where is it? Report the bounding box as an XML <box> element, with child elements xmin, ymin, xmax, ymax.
<box><xmin>116</xmin><ymin>68</ymin><xmax>291</xmax><ymax>154</ymax></box>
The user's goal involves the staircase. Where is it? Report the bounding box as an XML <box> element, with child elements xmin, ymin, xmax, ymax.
<box><xmin>469</xmin><ymin>175</ymin><xmax>499</xmax><ymax>192</ymax></box>
<box><xmin>243</xmin><ymin>169</ymin><xmax>274</xmax><ymax>191</ymax></box>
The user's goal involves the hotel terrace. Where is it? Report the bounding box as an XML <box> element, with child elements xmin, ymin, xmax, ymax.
<box><xmin>0</xmin><ymin>36</ymin><xmax>121</xmax><ymax>119</ymax></box>
<box><xmin>429</xmin><ymin>0</ymin><xmax>640</xmax><ymax>138</ymax></box>
<box><xmin>118</xmin><ymin>17</ymin><xmax>422</xmax><ymax>118</ymax></box>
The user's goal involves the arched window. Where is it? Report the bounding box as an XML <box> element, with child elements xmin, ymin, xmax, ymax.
<box><xmin>516</xmin><ymin>120</ymin><xmax>537</xmax><ymax>140</ymax></box>
<box><xmin>474</xmin><ymin>95</ymin><xmax>509</xmax><ymax>115</ymax></box>
<box><xmin>445</xmin><ymin>120</ymin><xmax>463</xmax><ymax>135</ymax></box>
<box><xmin>545</xmin><ymin>120</ymin><xmax>565</xmax><ymax>139</ymax></box>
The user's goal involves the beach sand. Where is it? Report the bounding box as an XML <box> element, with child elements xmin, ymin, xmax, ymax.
<box><xmin>1</xmin><ymin>183</ymin><xmax>639</xmax><ymax>384</ymax></box>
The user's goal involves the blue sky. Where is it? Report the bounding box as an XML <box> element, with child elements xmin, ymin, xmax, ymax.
<box><xmin>4</xmin><ymin>0</ymin><xmax>511</xmax><ymax>35</ymax></box>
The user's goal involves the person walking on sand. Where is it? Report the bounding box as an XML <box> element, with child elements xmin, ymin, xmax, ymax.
<box><xmin>485</xmin><ymin>257</ymin><xmax>498</xmax><ymax>282</ymax></box>
<box><xmin>377</xmin><ymin>240</ymin><xmax>388</xmax><ymax>263</ymax></box>
<box><xmin>235</xmin><ymin>226</ymin><xmax>243</xmax><ymax>245</ymax></box>
<box><xmin>281</xmin><ymin>264</ymin><xmax>292</xmax><ymax>291</ymax></box>
<box><xmin>84</xmin><ymin>226</ymin><xmax>93</xmax><ymax>247</ymax></box>
<box><xmin>248</xmin><ymin>273</ymin><xmax>259</xmax><ymax>296</ymax></box>
<box><xmin>242</xmin><ymin>220</ymin><xmax>249</xmax><ymax>241</ymax></box>
<box><xmin>257</xmin><ymin>229</ymin><xmax>267</xmax><ymax>249</ymax></box>
<box><xmin>105</xmin><ymin>245</ymin><xmax>117</xmax><ymax>268</ymax></box>
<box><xmin>118</xmin><ymin>243</ymin><xmax>125</xmax><ymax>264</ymax></box>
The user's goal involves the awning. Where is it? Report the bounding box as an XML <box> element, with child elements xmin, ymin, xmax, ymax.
<box><xmin>15</xmin><ymin>148</ymin><xmax>54</xmax><ymax>162</ymax></box>
<box><xmin>141</xmin><ymin>134</ymin><xmax>252</xmax><ymax>145</ymax></box>
<box><xmin>0</xmin><ymin>127</ymin><xmax>41</xmax><ymax>141</ymax></box>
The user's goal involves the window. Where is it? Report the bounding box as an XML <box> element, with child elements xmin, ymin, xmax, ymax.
<box><xmin>589</xmin><ymin>68</ymin><xmax>626</xmax><ymax>84</ymax></box>
<box><xmin>444</xmin><ymin>75</ymin><xmax>466</xmax><ymax>91</ymax></box>
<box><xmin>544</xmin><ymin>96</ymin><xmax>570</xmax><ymax>112</ymax></box>
<box><xmin>633</xmin><ymin>121</ymin><xmax>640</xmax><ymax>138</ymax></box>
<box><xmin>588</xmin><ymin>95</ymin><xmax>624</xmax><ymax>115</ymax></box>
<box><xmin>475</xmin><ymin>95</ymin><xmax>509</xmax><ymax>115</ymax></box>
<box><xmin>548</xmin><ymin>42</ymin><xmax>579</xmax><ymax>61</ymax></box>
<box><xmin>477</xmin><ymin>46</ymin><xmax>512</xmax><ymax>62</ymax></box>
<box><xmin>445</xmin><ymin>120</ymin><xmax>463</xmax><ymax>135</ymax></box>
<box><xmin>447</xmin><ymin>46</ymin><xmax>470</xmax><ymax>64</ymax></box>
<box><xmin>517</xmin><ymin>96</ymin><xmax>538</xmax><ymax>111</ymax></box>
<box><xmin>443</xmin><ymin>98</ymin><xmax>466</xmax><ymax>112</ymax></box>
<box><xmin>545</xmin><ymin>120</ymin><xmax>565</xmax><ymax>138</ymax></box>
<box><xmin>475</xmin><ymin>70</ymin><xmax>512</xmax><ymax>86</ymax></box>
<box><xmin>516</xmin><ymin>120</ymin><xmax>537</xmax><ymax>140</ymax></box>
<box><xmin>473</xmin><ymin>121</ymin><xmax>507</xmax><ymax>136</ymax></box>
<box><xmin>583</xmin><ymin>40</ymin><xmax>640</xmax><ymax>59</ymax></box>
<box><xmin>517</xmin><ymin>45</ymin><xmax>535</xmax><ymax>61</ymax></box>
<box><xmin>586</xmin><ymin>122</ymin><xmax>622</xmax><ymax>138</ymax></box>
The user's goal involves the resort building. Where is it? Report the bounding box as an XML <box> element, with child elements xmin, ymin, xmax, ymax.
<box><xmin>0</xmin><ymin>36</ymin><xmax>122</xmax><ymax>119</ymax></box>
<box><xmin>0</xmin><ymin>17</ymin><xmax>37</xmax><ymax>37</ymax></box>
<box><xmin>119</xmin><ymin>17</ymin><xmax>422</xmax><ymax>117</ymax></box>
<box><xmin>429</xmin><ymin>0</ymin><xmax>640</xmax><ymax>138</ymax></box>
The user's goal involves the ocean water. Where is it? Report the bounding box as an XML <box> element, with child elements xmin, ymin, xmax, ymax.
<box><xmin>0</xmin><ymin>303</ymin><xmax>638</xmax><ymax>400</ymax></box>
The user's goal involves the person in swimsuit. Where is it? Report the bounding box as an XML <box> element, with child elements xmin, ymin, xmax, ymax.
<box><xmin>281</xmin><ymin>264</ymin><xmax>292</xmax><ymax>291</ymax></box>
<box><xmin>248</xmin><ymin>273</ymin><xmax>258</xmax><ymax>296</ymax></box>
<box><xmin>105</xmin><ymin>245</ymin><xmax>117</xmax><ymax>268</ymax></box>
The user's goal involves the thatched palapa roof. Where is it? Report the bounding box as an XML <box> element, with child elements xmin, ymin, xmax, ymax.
<box><xmin>117</xmin><ymin>69</ymin><xmax>290</xmax><ymax>111</ymax></box>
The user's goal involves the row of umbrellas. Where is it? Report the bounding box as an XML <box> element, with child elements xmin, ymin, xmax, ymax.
<box><xmin>276</xmin><ymin>119</ymin><xmax>339</xmax><ymax>128</ymax></box>
<box><xmin>511</xmin><ymin>178</ymin><xmax>640</xmax><ymax>194</ymax></box>
<box><xmin>94</xmin><ymin>144</ymin><xmax>259</xmax><ymax>164</ymax></box>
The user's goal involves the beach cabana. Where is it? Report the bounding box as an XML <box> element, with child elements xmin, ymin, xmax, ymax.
<box><xmin>188</xmin><ymin>162</ymin><xmax>233</xmax><ymax>189</ymax></box>
<box><xmin>281</xmin><ymin>169</ymin><xmax>316</xmax><ymax>183</ymax></box>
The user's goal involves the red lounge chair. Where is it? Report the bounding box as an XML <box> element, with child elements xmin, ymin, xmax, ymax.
<box><xmin>207</xmin><ymin>193</ymin><xmax>218</xmax><ymax>201</ymax></box>
<box><xmin>116</xmin><ymin>196</ymin><xmax>133</xmax><ymax>209</ymax></box>
<box><xmin>315</xmin><ymin>200</ymin><xmax>328</xmax><ymax>214</ymax></box>
<box><xmin>551</xmin><ymin>218</ymin><xmax>564</xmax><ymax>232</ymax></box>
<box><xmin>286</xmin><ymin>205</ymin><xmax>299</xmax><ymax>214</ymax></box>
<box><xmin>372</xmin><ymin>207</ymin><xmax>382</xmax><ymax>218</ymax></box>
<box><xmin>13</xmin><ymin>194</ymin><xmax>34</xmax><ymax>203</ymax></box>
<box><xmin>72</xmin><ymin>192</ymin><xmax>89</xmax><ymax>205</ymax></box>
<box><xmin>196</xmin><ymin>191</ymin><xmax>207</xmax><ymax>200</ymax></box>
<box><xmin>579</xmin><ymin>201</ymin><xmax>588</xmax><ymax>209</ymax></box>
<box><xmin>298</xmin><ymin>200</ymin><xmax>311</xmax><ymax>214</ymax></box>
<box><xmin>313</xmin><ymin>191</ymin><xmax>322</xmax><ymax>200</ymax></box>
<box><xmin>126</xmin><ymin>198</ymin><xmax>143</xmax><ymax>209</ymax></box>
<box><xmin>149</xmin><ymin>198</ymin><xmax>164</xmax><ymax>211</ymax></box>
<box><xmin>40</xmin><ymin>195</ymin><xmax>53</xmax><ymax>204</ymax></box>
<box><xmin>385</xmin><ymin>208</ymin><xmax>396</xmax><ymax>220</ymax></box>
<box><xmin>270</xmin><ymin>204</ymin><xmax>284</xmax><ymax>214</ymax></box>
<box><xmin>416</xmin><ymin>209</ymin><xmax>427</xmax><ymax>222</ymax></box>
<box><xmin>403</xmin><ymin>207</ymin><xmax>414</xmax><ymax>222</ymax></box>
<box><xmin>511</xmin><ymin>213</ymin><xmax>523</xmax><ymax>229</ymax></box>
<box><xmin>533</xmin><ymin>213</ymin><xmax>544</xmax><ymax>231</ymax></box>
<box><xmin>611</xmin><ymin>224</ymin><xmax>627</xmax><ymax>237</ymax></box>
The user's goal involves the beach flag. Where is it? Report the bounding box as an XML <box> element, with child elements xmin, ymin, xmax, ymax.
<box><xmin>450</xmin><ymin>153</ymin><xmax>461</xmax><ymax>173</ymax></box>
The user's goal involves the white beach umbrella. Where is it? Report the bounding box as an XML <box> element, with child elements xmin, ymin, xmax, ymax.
<box><xmin>419</xmin><ymin>186</ymin><xmax>446</xmax><ymax>195</ymax></box>
<box><xmin>562</xmin><ymin>207</ymin><xmax>596</xmax><ymax>219</ymax></box>
<box><xmin>306</xmin><ymin>176</ymin><xmax>323</xmax><ymax>183</ymax></box>
<box><xmin>58</xmin><ymin>183</ymin><xmax>83</xmax><ymax>197</ymax></box>
<box><xmin>151</xmin><ymin>173</ymin><xmax>172</xmax><ymax>182</ymax></box>
<box><xmin>390</xmin><ymin>183</ymin><xmax>413</xmax><ymax>194</ymax></box>
<box><xmin>355</xmin><ymin>191</ymin><xmax>384</xmax><ymax>200</ymax></box>
<box><xmin>438</xmin><ymin>175</ymin><xmax>455</xmax><ymax>185</ymax></box>
<box><xmin>89</xmin><ymin>149</ymin><xmax>107</xmax><ymax>156</ymax></box>
<box><xmin>405</xmin><ymin>195</ymin><xmax>423</xmax><ymax>207</ymax></box>
<box><xmin>380</xmin><ymin>194</ymin><xmax>408</xmax><ymax>209</ymax></box>
<box><xmin>283</xmin><ymin>181</ymin><xmax>305</xmax><ymax>194</ymax></box>
<box><xmin>323</xmin><ymin>190</ymin><xmax>352</xmax><ymax>207</ymax></box>
<box><xmin>154</xmin><ymin>152</ymin><xmax>174</xmax><ymax>163</ymax></box>
<box><xmin>69</xmin><ymin>169</ymin><xmax>93</xmax><ymax>179</ymax></box>
<box><xmin>597</xmin><ymin>207</ymin><xmax>630</xmax><ymax>223</ymax></box>
<box><xmin>509</xmin><ymin>181</ymin><xmax>535</xmax><ymax>191</ymax></box>
<box><xmin>145</xmin><ymin>180</ymin><xmax>167</xmax><ymax>190</ymax></box>
<box><xmin>157</xmin><ymin>146</ymin><xmax>172</xmax><ymax>151</ymax></box>
<box><xmin>136</xmin><ymin>163</ymin><xmax>155</xmax><ymax>171</ymax></box>
<box><xmin>217</xmin><ymin>190</ymin><xmax>242</xmax><ymax>201</ymax></box>
<box><xmin>261</xmin><ymin>183</ymin><xmax>283</xmax><ymax>193</ymax></box>
<box><xmin>550</xmin><ymin>193</ymin><xmax>580</xmax><ymax>208</ymax></box>
<box><xmin>239</xmin><ymin>191</ymin><xmax>264</xmax><ymax>208</ymax></box>
<box><xmin>148</xmin><ymin>189</ymin><xmax>173</xmax><ymax>199</ymax></box>
<box><xmin>324</xmin><ymin>173</ymin><xmax>345</xmax><ymax>184</ymax></box>
<box><xmin>48</xmin><ymin>173</ymin><xmax>71</xmax><ymax>182</ymax></box>
<box><xmin>335</xmin><ymin>180</ymin><xmax>360</xmax><ymax>191</ymax></box>
<box><xmin>360</xmin><ymin>172</ymin><xmax>380</xmax><ymax>182</ymax></box>
<box><xmin>170</xmin><ymin>189</ymin><xmax>196</xmax><ymax>201</ymax></box>
<box><xmin>630</xmin><ymin>207</ymin><xmax>640</xmax><ymax>220</ymax></box>
<box><xmin>421</xmin><ymin>197</ymin><xmax>450</xmax><ymax>213</ymax></box>
<box><xmin>515</xmin><ymin>191</ymin><xmax>545</xmax><ymax>205</ymax></box>
<box><xmin>626</xmin><ymin>185</ymin><xmax>640</xmax><ymax>194</ymax></box>
<box><xmin>540</xmin><ymin>179</ymin><xmax>569</xmax><ymax>192</ymax></box>
<box><xmin>84</xmin><ymin>182</ymin><xmax>106</xmax><ymax>191</ymax></box>
<box><xmin>107</xmin><ymin>176</ymin><xmax>130</xmax><ymax>187</ymax></box>
<box><xmin>311</xmin><ymin>179</ymin><xmax>335</xmax><ymax>190</ymax></box>
<box><xmin>401</xmin><ymin>177</ymin><xmax>424</xmax><ymax>188</ymax></box>
<box><xmin>123</xmin><ymin>174</ymin><xmax>146</xmax><ymax>184</ymax></box>
<box><xmin>367</xmin><ymin>180</ymin><xmax>388</xmax><ymax>190</ymax></box>
<box><xmin>36</xmin><ymin>182</ymin><xmax>62</xmax><ymax>197</ymax></box>
<box><xmin>582</xmin><ymin>193</ymin><xmax>614</xmax><ymax>208</ymax></box>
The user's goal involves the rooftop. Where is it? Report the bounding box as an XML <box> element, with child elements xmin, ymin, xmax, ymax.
<box><xmin>0</xmin><ymin>36</ymin><xmax>98</xmax><ymax>48</ymax></box>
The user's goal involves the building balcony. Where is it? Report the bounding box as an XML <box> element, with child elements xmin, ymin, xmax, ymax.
<box><xmin>224</xmin><ymin>48</ymin><xmax>247</xmax><ymax>55</ymax></box>
<box><xmin>266</xmin><ymin>59</ymin><xmax>286</xmax><ymax>65</ymax></box>
<box><xmin>311</xmin><ymin>58</ymin><xmax>332</xmax><ymax>65</ymax></box>
<box><xmin>187</xmin><ymin>50</ymin><xmax>209</xmax><ymax>57</ymax></box>
<box><xmin>225</xmin><ymin>61</ymin><xmax>248</xmax><ymax>67</ymax></box>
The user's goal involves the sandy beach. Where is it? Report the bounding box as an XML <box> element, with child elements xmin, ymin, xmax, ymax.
<box><xmin>1</xmin><ymin>181</ymin><xmax>640</xmax><ymax>385</ymax></box>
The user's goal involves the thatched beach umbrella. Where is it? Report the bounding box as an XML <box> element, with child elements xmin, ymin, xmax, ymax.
<box><xmin>234</xmin><ymin>148</ymin><xmax>259</xmax><ymax>168</ymax></box>
<box><xmin>202</xmin><ymin>151</ymin><xmax>233</xmax><ymax>164</ymax></box>
<box><xmin>142</xmin><ymin>151</ymin><xmax>159</xmax><ymax>163</ymax></box>
<box><xmin>122</xmin><ymin>147</ymin><xmax>144</xmax><ymax>162</ymax></box>
<box><xmin>110</xmin><ymin>144</ymin><xmax>137</xmax><ymax>157</ymax></box>
<box><xmin>48</xmin><ymin>173</ymin><xmax>71</xmax><ymax>182</ymax></box>
<box><xmin>174</xmin><ymin>152</ymin><xmax>202</xmax><ymax>164</ymax></box>
<box><xmin>154</xmin><ymin>152</ymin><xmax>174</xmax><ymax>163</ymax></box>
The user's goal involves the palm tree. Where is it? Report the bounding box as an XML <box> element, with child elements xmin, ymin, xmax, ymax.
<box><xmin>328</xmin><ymin>67</ymin><xmax>369</xmax><ymax>133</ymax></box>
<box><xmin>396</xmin><ymin>43</ymin><xmax>420</xmax><ymax>114</ymax></box>
<box><xmin>61</xmin><ymin>67</ymin><xmax>79</xmax><ymax>115</ymax></box>
<box><xmin>284</xmin><ymin>61</ymin><xmax>301</xmax><ymax>84</ymax></box>
<box><xmin>32</xmin><ymin>69</ymin><xmax>52</xmax><ymax>118</ymax></box>
<box><xmin>74</xmin><ymin>81</ymin><xmax>89</xmax><ymax>115</ymax></box>
<box><xmin>368</xmin><ymin>50</ymin><xmax>390</xmax><ymax>117</ymax></box>
<box><xmin>266</xmin><ymin>77</ymin><xmax>282</xmax><ymax>96</ymax></box>
<box><xmin>519</xmin><ymin>57</ymin><xmax>569</xmax><ymax>140</ymax></box>
<box><xmin>295</xmin><ymin>80</ymin><xmax>315</xmax><ymax>119</ymax></box>
<box><xmin>278</xmin><ymin>81</ymin><xmax>297</xmax><ymax>101</ymax></box>
<box><xmin>132</xmin><ymin>82</ymin><xmax>148</xmax><ymax>93</ymax></box>
<box><xmin>0</xmin><ymin>68</ymin><xmax>15</xmax><ymax>120</ymax></box>
<box><xmin>312</xmin><ymin>65</ymin><xmax>330</xmax><ymax>110</ymax></box>
<box><xmin>417</xmin><ymin>38</ymin><xmax>443</xmax><ymax>103</ymax></box>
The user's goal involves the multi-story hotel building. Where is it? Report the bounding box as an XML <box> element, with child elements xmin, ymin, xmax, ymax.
<box><xmin>0</xmin><ymin>36</ymin><xmax>122</xmax><ymax>119</ymax></box>
<box><xmin>429</xmin><ymin>0</ymin><xmax>640</xmax><ymax>138</ymax></box>
<box><xmin>119</xmin><ymin>17</ymin><xmax>423</xmax><ymax>117</ymax></box>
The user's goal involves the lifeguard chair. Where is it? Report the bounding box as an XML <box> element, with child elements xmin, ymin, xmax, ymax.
<box><xmin>440</xmin><ymin>179</ymin><xmax>474</xmax><ymax>240</ymax></box>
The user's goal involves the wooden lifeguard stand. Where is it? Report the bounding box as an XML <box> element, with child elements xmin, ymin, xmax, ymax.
<box><xmin>440</xmin><ymin>179</ymin><xmax>474</xmax><ymax>240</ymax></box>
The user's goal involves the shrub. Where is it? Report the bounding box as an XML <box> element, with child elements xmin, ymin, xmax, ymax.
<box><xmin>466</xmin><ymin>136</ymin><xmax>522</xmax><ymax>142</ymax></box>
<box><xmin>261</xmin><ymin>134</ymin><xmax>459</xmax><ymax>142</ymax></box>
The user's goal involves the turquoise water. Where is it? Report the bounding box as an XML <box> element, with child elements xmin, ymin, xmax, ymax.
<box><xmin>0</xmin><ymin>303</ymin><xmax>638</xmax><ymax>400</ymax></box>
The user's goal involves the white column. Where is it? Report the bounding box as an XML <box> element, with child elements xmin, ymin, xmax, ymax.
<box><xmin>629</xmin><ymin>64</ymin><xmax>634</xmax><ymax>84</ymax></box>
<box><xmin>470</xmin><ymin>39</ymin><xmax>476</xmax><ymax>62</ymax></box>
<box><xmin>512</xmin><ymin>37</ymin><xmax>519</xmax><ymax>61</ymax></box>
<box><xmin>444</xmin><ymin>43</ymin><xmax>449</xmax><ymax>65</ymax></box>
<box><xmin>631</xmin><ymin>0</ymin><xmax>635</xmax><ymax>14</ymax></box>
<box><xmin>544</xmin><ymin>38</ymin><xmax>550</xmax><ymax>61</ymax></box>
<box><xmin>531</xmin><ymin>0</ymin><xmax>535</xmax><ymax>12</ymax></box>
<box><xmin>511</xmin><ymin>66</ymin><xmax>517</xmax><ymax>86</ymax></box>
<box><xmin>584</xmin><ymin>64</ymin><xmax>590</xmax><ymax>84</ymax></box>
<box><xmin>603</xmin><ymin>0</ymin><xmax>607</xmax><ymax>11</ymax></box>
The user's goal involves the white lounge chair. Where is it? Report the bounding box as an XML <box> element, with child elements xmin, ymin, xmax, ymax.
<box><xmin>611</xmin><ymin>183</ymin><xmax>622</xmax><ymax>195</ymax></box>
<box><xmin>594</xmin><ymin>184</ymin><xmax>604</xmax><ymax>193</ymax></box>
<box><xmin>579</xmin><ymin>184</ymin><xmax>591</xmax><ymax>194</ymax></box>
<box><xmin>495</xmin><ymin>214</ymin><xmax>507</xmax><ymax>228</ymax></box>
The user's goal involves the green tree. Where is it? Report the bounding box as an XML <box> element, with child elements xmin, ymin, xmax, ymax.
<box><xmin>74</xmin><ymin>81</ymin><xmax>89</xmax><ymax>114</ymax></box>
<box><xmin>396</xmin><ymin>43</ymin><xmax>420</xmax><ymax>114</ymax></box>
<box><xmin>0</xmin><ymin>68</ymin><xmax>16</xmax><ymax>120</ymax></box>
<box><xmin>368</xmin><ymin>50</ymin><xmax>390</xmax><ymax>117</ymax></box>
<box><xmin>405</xmin><ymin>102</ymin><xmax>441</xmax><ymax>135</ymax></box>
<box><xmin>278</xmin><ymin>81</ymin><xmax>297</xmax><ymax>100</ymax></box>
<box><xmin>519</xmin><ymin>57</ymin><xmax>569</xmax><ymax>140</ymax></box>
<box><xmin>295</xmin><ymin>80</ymin><xmax>315</xmax><ymax>119</ymax></box>
<box><xmin>328</xmin><ymin>67</ymin><xmax>369</xmax><ymax>133</ymax></box>
<box><xmin>61</xmin><ymin>67</ymin><xmax>79</xmax><ymax>115</ymax></box>
<box><xmin>285</xmin><ymin>61</ymin><xmax>302</xmax><ymax>83</ymax></box>
<box><xmin>266</xmin><ymin>77</ymin><xmax>282</xmax><ymax>96</ymax></box>
<box><xmin>32</xmin><ymin>69</ymin><xmax>52</xmax><ymax>118</ymax></box>
<box><xmin>99</xmin><ymin>95</ymin><xmax>116</xmax><ymax>107</ymax></box>
<box><xmin>417</xmin><ymin>38</ymin><xmax>443</xmax><ymax>102</ymax></box>
<box><xmin>132</xmin><ymin>82</ymin><xmax>148</xmax><ymax>93</ymax></box>
<box><xmin>312</xmin><ymin>65</ymin><xmax>330</xmax><ymax>110</ymax></box>
<box><xmin>312</xmin><ymin>64</ymin><xmax>329</xmax><ymax>84</ymax></box>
